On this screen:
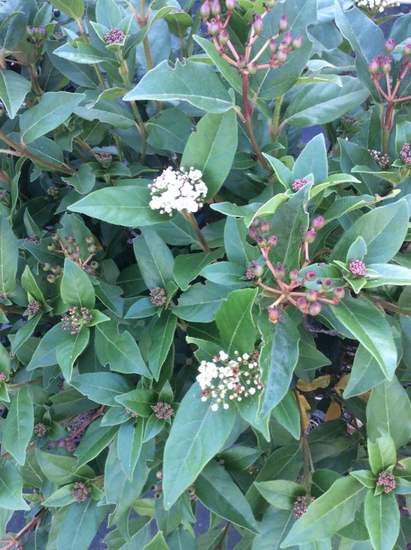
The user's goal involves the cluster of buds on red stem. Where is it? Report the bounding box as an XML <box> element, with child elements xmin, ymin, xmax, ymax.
<box><xmin>248</xmin><ymin>217</ymin><xmax>345</xmax><ymax>324</ymax></box>
<box><xmin>201</xmin><ymin>2</ymin><xmax>302</xmax><ymax>75</ymax></box>
<box><xmin>368</xmin><ymin>41</ymin><xmax>411</xmax><ymax>130</ymax></box>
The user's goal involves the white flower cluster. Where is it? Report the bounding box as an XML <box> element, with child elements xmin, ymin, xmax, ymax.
<box><xmin>196</xmin><ymin>350</ymin><xmax>263</xmax><ymax>412</ymax></box>
<box><xmin>149</xmin><ymin>166</ymin><xmax>208</xmax><ymax>215</ymax></box>
<box><xmin>355</xmin><ymin>0</ymin><xmax>399</xmax><ymax>12</ymax></box>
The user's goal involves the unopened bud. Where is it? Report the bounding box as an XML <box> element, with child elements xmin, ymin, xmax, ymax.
<box><xmin>322</xmin><ymin>278</ymin><xmax>333</xmax><ymax>289</ymax></box>
<box><xmin>252</xmin><ymin>15</ymin><xmax>263</xmax><ymax>36</ymax></box>
<box><xmin>260</xmin><ymin>221</ymin><xmax>271</xmax><ymax>233</ymax></box>
<box><xmin>385</xmin><ymin>38</ymin><xmax>396</xmax><ymax>53</ymax></box>
<box><xmin>309</xmin><ymin>302</ymin><xmax>322</xmax><ymax>316</ymax></box>
<box><xmin>312</xmin><ymin>216</ymin><xmax>325</xmax><ymax>230</ymax></box>
<box><xmin>225</xmin><ymin>0</ymin><xmax>237</xmax><ymax>11</ymax></box>
<box><xmin>200</xmin><ymin>1</ymin><xmax>211</xmax><ymax>18</ymax></box>
<box><xmin>304</xmin><ymin>270</ymin><xmax>317</xmax><ymax>281</ymax></box>
<box><xmin>296</xmin><ymin>297</ymin><xmax>308</xmax><ymax>312</ymax></box>
<box><xmin>282</xmin><ymin>32</ymin><xmax>292</xmax><ymax>46</ymax></box>
<box><xmin>277</xmin><ymin>49</ymin><xmax>288</xmax><ymax>63</ymax></box>
<box><xmin>274</xmin><ymin>264</ymin><xmax>286</xmax><ymax>279</ymax></box>
<box><xmin>269</xmin><ymin>38</ymin><xmax>277</xmax><ymax>52</ymax></box>
<box><xmin>293</xmin><ymin>35</ymin><xmax>302</xmax><ymax>49</ymax></box>
<box><xmin>279</xmin><ymin>15</ymin><xmax>288</xmax><ymax>32</ymax></box>
<box><xmin>267</xmin><ymin>235</ymin><xmax>278</xmax><ymax>247</ymax></box>
<box><xmin>290</xmin><ymin>269</ymin><xmax>300</xmax><ymax>281</ymax></box>
<box><xmin>368</xmin><ymin>58</ymin><xmax>380</xmax><ymax>74</ymax></box>
<box><xmin>381</xmin><ymin>56</ymin><xmax>392</xmax><ymax>74</ymax></box>
<box><xmin>304</xmin><ymin>229</ymin><xmax>316</xmax><ymax>243</ymax></box>
<box><xmin>333</xmin><ymin>287</ymin><xmax>345</xmax><ymax>301</ymax></box>
<box><xmin>210</xmin><ymin>0</ymin><xmax>221</xmax><ymax>15</ymax></box>
<box><xmin>207</xmin><ymin>18</ymin><xmax>220</xmax><ymax>35</ymax></box>
<box><xmin>268</xmin><ymin>305</ymin><xmax>281</xmax><ymax>323</ymax></box>
<box><xmin>306</xmin><ymin>290</ymin><xmax>318</xmax><ymax>303</ymax></box>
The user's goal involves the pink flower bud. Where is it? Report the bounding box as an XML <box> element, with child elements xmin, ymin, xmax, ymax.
<box><xmin>268</xmin><ymin>305</ymin><xmax>282</xmax><ymax>323</ymax></box>
<box><xmin>279</xmin><ymin>15</ymin><xmax>288</xmax><ymax>32</ymax></box>
<box><xmin>381</xmin><ymin>55</ymin><xmax>392</xmax><ymax>73</ymax></box>
<box><xmin>274</xmin><ymin>263</ymin><xmax>286</xmax><ymax>280</ymax></box>
<box><xmin>290</xmin><ymin>269</ymin><xmax>300</xmax><ymax>281</ymax></box>
<box><xmin>385</xmin><ymin>38</ymin><xmax>396</xmax><ymax>53</ymax></box>
<box><xmin>296</xmin><ymin>297</ymin><xmax>308</xmax><ymax>312</ymax></box>
<box><xmin>269</xmin><ymin>38</ymin><xmax>277</xmax><ymax>53</ymax></box>
<box><xmin>312</xmin><ymin>216</ymin><xmax>325</xmax><ymax>230</ymax></box>
<box><xmin>309</xmin><ymin>302</ymin><xmax>322</xmax><ymax>316</ymax></box>
<box><xmin>252</xmin><ymin>15</ymin><xmax>263</xmax><ymax>36</ymax></box>
<box><xmin>304</xmin><ymin>229</ymin><xmax>316</xmax><ymax>243</ymax></box>
<box><xmin>306</xmin><ymin>290</ymin><xmax>318</xmax><ymax>303</ymax></box>
<box><xmin>225</xmin><ymin>0</ymin><xmax>237</xmax><ymax>11</ymax></box>
<box><xmin>267</xmin><ymin>235</ymin><xmax>278</xmax><ymax>247</ymax></box>
<box><xmin>293</xmin><ymin>35</ymin><xmax>302</xmax><ymax>49</ymax></box>
<box><xmin>282</xmin><ymin>32</ymin><xmax>292</xmax><ymax>46</ymax></box>
<box><xmin>322</xmin><ymin>278</ymin><xmax>333</xmax><ymax>289</ymax></box>
<box><xmin>200</xmin><ymin>1</ymin><xmax>211</xmax><ymax>19</ymax></box>
<box><xmin>304</xmin><ymin>270</ymin><xmax>317</xmax><ymax>281</ymax></box>
<box><xmin>333</xmin><ymin>287</ymin><xmax>345</xmax><ymax>301</ymax></box>
<box><xmin>277</xmin><ymin>50</ymin><xmax>288</xmax><ymax>63</ymax></box>
<box><xmin>207</xmin><ymin>18</ymin><xmax>220</xmax><ymax>35</ymax></box>
<box><xmin>210</xmin><ymin>0</ymin><xmax>221</xmax><ymax>16</ymax></box>
<box><xmin>349</xmin><ymin>259</ymin><xmax>366</xmax><ymax>277</ymax></box>
<box><xmin>368</xmin><ymin>58</ymin><xmax>380</xmax><ymax>74</ymax></box>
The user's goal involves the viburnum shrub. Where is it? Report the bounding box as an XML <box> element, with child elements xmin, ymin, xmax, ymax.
<box><xmin>1</xmin><ymin>0</ymin><xmax>411</xmax><ymax>548</ymax></box>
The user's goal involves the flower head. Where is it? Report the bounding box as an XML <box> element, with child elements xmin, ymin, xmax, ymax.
<box><xmin>151</xmin><ymin>401</ymin><xmax>175</xmax><ymax>420</ymax></box>
<box><xmin>149</xmin><ymin>167</ymin><xmax>208</xmax><ymax>215</ymax></box>
<box><xmin>400</xmin><ymin>143</ymin><xmax>411</xmax><ymax>165</ymax></box>
<box><xmin>103</xmin><ymin>28</ymin><xmax>125</xmax><ymax>45</ymax></box>
<box><xmin>349</xmin><ymin>259</ymin><xmax>367</xmax><ymax>277</ymax></box>
<box><xmin>196</xmin><ymin>351</ymin><xmax>263</xmax><ymax>411</ymax></box>
<box><xmin>369</xmin><ymin>149</ymin><xmax>391</xmax><ymax>169</ymax></box>
<box><xmin>34</xmin><ymin>423</ymin><xmax>48</xmax><ymax>437</ymax></box>
<box><xmin>24</xmin><ymin>301</ymin><xmax>41</xmax><ymax>317</ymax></box>
<box><xmin>244</xmin><ymin>260</ymin><xmax>263</xmax><ymax>280</ymax></box>
<box><xmin>150</xmin><ymin>287</ymin><xmax>167</xmax><ymax>307</ymax></box>
<box><xmin>376</xmin><ymin>470</ymin><xmax>396</xmax><ymax>494</ymax></box>
<box><xmin>61</xmin><ymin>306</ymin><xmax>92</xmax><ymax>335</ymax></box>
<box><xmin>72</xmin><ymin>481</ymin><xmax>90</xmax><ymax>502</ymax></box>
<box><xmin>293</xmin><ymin>496</ymin><xmax>314</xmax><ymax>518</ymax></box>
<box><xmin>292</xmin><ymin>178</ymin><xmax>309</xmax><ymax>192</ymax></box>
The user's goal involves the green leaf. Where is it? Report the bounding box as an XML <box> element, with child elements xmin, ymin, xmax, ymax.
<box><xmin>284</xmin><ymin>77</ymin><xmax>369</xmax><ymax>127</ymax></box>
<box><xmin>70</xmin><ymin>372</ymin><xmax>133</xmax><ymax>406</ymax></box>
<box><xmin>56</xmin><ymin>326</ymin><xmax>90</xmax><ymax>381</ymax></box>
<box><xmin>114</xmin><ymin>388</ymin><xmax>156</xmax><ymax>417</ymax></box>
<box><xmin>27</xmin><ymin>323</ymin><xmax>67</xmax><ymax>371</ymax></box>
<box><xmin>173</xmin><ymin>282</ymin><xmax>230</xmax><ymax>323</ymax></box>
<box><xmin>124</xmin><ymin>60</ymin><xmax>234</xmax><ymax>113</ymax></box>
<box><xmin>330</xmin><ymin>296</ymin><xmax>397</xmax><ymax>381</ymax></box>
<box><xmin>62</xmin><ymin>164</ymin><xmax>96</xmax><ymax>195</ymax></box>
<box><xmin>215</xmin><ymin>288</ymin><xmax>258</xmax><ymax>355</ymax></box>
<box><xmin>20</xmin><ymin>92</ymin><xmax>85</xmax><ymax>144</ymax></box>
<box><xmin>0</xmin><ymin>70</ymin><xmax>31</xmax><ymax>119</ymax></box>
<box><xmin>181</xmin><ymin>110</ymin><xmax>238</xmax><ymax>198</ymax></box>
<box><xmin>293</xmin><ymin>134</ymin><xmax>328</xmax><ymax>184</ymax></box>
<box><xmin>173</xmin><ymin>249</ymin><xmax>223</xmax><ymax>291</ymax></box>
<box><xmin>365</xmin><ymin>263</ymin><xmax>411</xmax><ymax>288</ymax></box>
<box><xmin>0</xmin><ymin>215</ymin><xmax>18</xmax><ymax>296</ymax></box>
<box><xmin>117</xmin><ymin>419</ymin><xmax>145</xmax><ymax>480</ymax></box>
<box><xmin>344</xmin><ymin>345</ymin><xmax>385</xmax><ymax>399</ymax></box>
<box><xmin>364</xmin><ymin>491</ymin><xmax>400</xmax><ymax>550</ymax></box>
<box><xmin>51</xmin><ymin>0</ymin><xmax>85</xmax><ymax>18</ymax></box>
<box><xmin>146</xmin><ymin>312</ymin><xmax>177</xmax><ymax>380</ymax></box>
<box><xmin>366</xmin><ymin>377</ymin><xmax>411</xmax><ymax>449</ymax></box>
<box><xmin>281</xmin><ymin>477</ymin><xmax>365</xmax><ymax>547</ymax></box>
<box><xmin>195</xmin><ymin>460</ymin><xmax>258</xmax><ymax>532</ymax></box>
<box><xmin>143</xmin><ymin>531</ymin><xmax>169</xmax><ymax>550</ymax></box>
<box><xmin>147</xmin><ymin>108</ymin><xmax>193</xmax><ymax>153</ymax></box>
<box><xmin>61</xmin><ymin>259</ymin><xmax>95</xmax><ymax>309</ymax></box>
<box><xmin>69</xmin><ymin>185</ymin><xmax>164</xmax><ymax>227</ymax></box>
<box><xmin>133</xmin><ymin>229</ymin><xmax>174</xmax><ymax>289</ymax></box>
<box><xmin>251</xmin><ymin>508</ymin><xmax>294</xmax><ymax>550</ymax></box>
<box><xmin>162</xmin><ymin>384</ymin><xmax>236</xmax><ymax>509</ymax></box>
<box><xmin>255</xmin><ymin>480</ymin><xmax>305</xmax><ymax>510</ymax></box>
<box><xmin>95</xmin><ymin>321</ymin><xmax>150</xmax><ymax>377</ymax></box>
<box><xmin>35</xmin><ymin>450</ymin><xmax>94</xmax><ymax>484</ymax></box>
<box><xmin>57</xmin><ymin>500</ymin><xmax>107</xmax><ymax>550</ymax></box>
<box><xmin>260</xmin><ymin>312</ymin><xmax>301</xmax><ymax>417</ymax></box>
<box><xmin>331</xmin><ymin>199</ymin><xmax>409</xmax><ymax>264</ymax></box>
<box><xmin>367</xmin><ymin>435</ymin><xmax>397</xmax><ymax>475</ymax></box>
<box><xmin>349</xmin><ymin>470</ymin><xmax>376</xmax><ymax>489</ymax></box>
<box><xmin>0</xmin><ymin>462</ymin><xmax>30</xmax><ymax>511</ymax></box>
<box><xmin>74</xmin><ymin>421</ymin><xmax>117</xmax><ymax>468</ymax></box>
<box><xmin>272</xmin><ymin>391</ymin><xmax>301</xmax><ymax>440</ymax></box>
<box><xmin>2</xmin><ymin>386</ymin><xmax>34</xmax><ymax>465</ymax></box>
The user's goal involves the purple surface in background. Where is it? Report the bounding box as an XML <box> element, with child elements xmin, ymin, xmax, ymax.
<box><xmin>5</xmin><ymin>4</ymin><xmax>409</xmax><ymax>549</ymax></box>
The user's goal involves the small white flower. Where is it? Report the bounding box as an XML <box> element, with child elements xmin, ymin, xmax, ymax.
<box><xmin>149</xmin><ymin>166</ymin><xmax>208</xmax><ymax>216</ymax></box>
<box><xmin>219</xmin><ymin>351</ymin><xmax>229</xmax><ymax>361</ymax></box>
<box><xmin>355</xmin><ymin>0</ymin><xmax>398</xmax><ymax>12</ymax></box>
<box><xmin>211</xmin><ymin>403</ymin><xmax>219</xmax><ymax>412</ymax></box>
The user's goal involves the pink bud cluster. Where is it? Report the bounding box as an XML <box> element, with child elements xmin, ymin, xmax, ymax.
<box><xmin>151</xmin><ymin>401</ymin><xmax>174</xmax><ymax>420</ymax></box>
<box><xmin>400</xmin><ymin>143</ymin><xmax>411</xmax><ymax>165</ymax></box>
<box><xmin>103</xmin><ymin>28</ymin><xmax>125</xmax><ymax>45</ymax></box>
<box><xmin>376</xmin><ymin>471</ymin><xmax>396</xmax><ymax>494</ymax></box>
<box><xmin>248</xmin><ymin>217</ymin><xmax>345</xmax><ymax>323</ymax></box>
<box><xmin>293</xmin><ymin>496</ymin><xmax>314</xmax><ymax>518</ymax></box>
<box><xmin>349</xmin><ymin>259</ymin><xmax>367</xmax><ymax>278</ymax></box>
<box><xmin>369</xmin><ymin>149</ymin><xmax>391</xmax><ymax>170</ymax></box>
<box><xmin>201</xmin><ymin>2</ymin><xmax>302</xmax><ymax>75</ymax></box>
<box><xmin>61</xmin><ymin>306</ymin><xmax>92</xmax><ymax>335</ymax></box>
<box><xmin>292</xmin><ymin>178</ymin><xmax>309</xmax><ymax>192</ymax></box>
